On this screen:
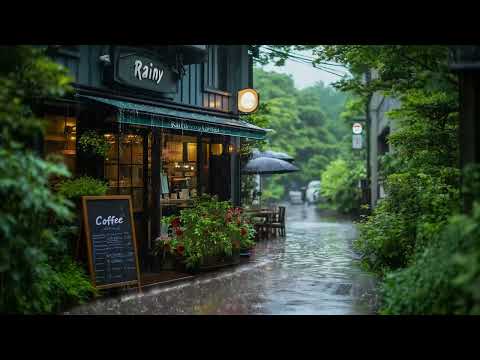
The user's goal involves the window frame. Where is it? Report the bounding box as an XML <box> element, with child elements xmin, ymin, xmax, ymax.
<box><xmin>203</xmin><ymin>45</ymin><xmax>231</xmax><ymax>96</ymax></box>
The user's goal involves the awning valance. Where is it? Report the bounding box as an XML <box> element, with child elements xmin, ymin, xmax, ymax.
<box><xmin>76</xmin><ymin>95</ymin><xmax>267</xmax><ymax>140</ymax></box>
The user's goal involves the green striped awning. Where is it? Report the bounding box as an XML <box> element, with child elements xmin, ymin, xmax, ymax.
<box><xmin>76</xmin><ymin>95</ymin><xmax>267</xmax><ymax>140</ymax></box>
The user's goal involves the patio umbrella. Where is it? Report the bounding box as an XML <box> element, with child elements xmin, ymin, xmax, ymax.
<box><xmin>242</xmin><ymin>156</ymin><xmax>299</xmax><ymax>175</ymax></box>
<box><xmin>251</xmin><ymin>149</ymin><xmax>295</xmax><ymax>162</ymax></box>
<box><xmin>242</xmin><ymin>156</ymin><xmax>300</xmax><ymax>207</ymax></box>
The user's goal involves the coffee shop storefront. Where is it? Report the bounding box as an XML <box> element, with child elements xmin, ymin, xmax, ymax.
<box><xmin>39</xmin><ymin>45</ymin><xmax>265</xmax><ymax>278</ymax></box>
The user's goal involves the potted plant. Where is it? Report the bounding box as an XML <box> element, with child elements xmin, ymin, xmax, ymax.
<box><xmin>159</xmin><ymin>195</ymin><xmax>255</xmax><ymax>273</ymax></box>
<box><xmin>152</xmin><ymin>234</ymin><xmax>187</xmax><ymax>272</ymax></box>
<box><xmin>56</xmin><ymin>176</ymin><xmax>108</xmax><ymax>259</ymax></box>
<box><xmin>78</xmin><ymin>130</ymin><xmax>110</xmax><ymax>159</ymax></box>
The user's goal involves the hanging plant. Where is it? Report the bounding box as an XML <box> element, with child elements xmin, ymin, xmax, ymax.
<box><xmin>78</xmin><ymin>130</ymin><xmax>110</xmax><ymax>158</ymax></box>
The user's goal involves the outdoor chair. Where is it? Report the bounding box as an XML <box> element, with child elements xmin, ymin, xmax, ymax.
<box><xmin>264</xmin><ymin>206</ymin><xmax>286</xmax><ymax>237</ymax></box>
<box><xmin>253</xmin><ymin>215</ymin><xmax>270</xmax><ymax>241</ymax></box>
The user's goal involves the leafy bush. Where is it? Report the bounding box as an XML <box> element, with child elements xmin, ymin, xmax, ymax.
<box><xmin>355</xmin><ymin>167</ymin><xmax>461</xmax><ymax>274</ymax></box>
<box><xmin>57</xmin><ymin>176</ymin><xmax>108</xmax><ymax>204</ymax></box>
<box><xmin>48</xmin><ymin>257</ymin><xmax>97</xmax><ymax>312</ymax></box>
<box><xmin>155</xmin><ymin>195</ymin><xmax>255</xmax><ymax>269</ymax></box>
<box><xmin>262</xmin><ymin>180</ymin><xmax>285</xmax><ymax>203</ymax></box>
<box><xmin>0</xmin><ymin>46</ymin><xmax>95</xmax><ymax>314</ymax></box>
<box><xmin>380</xmin><ymin>202</ymin><xmax>480</xmax><ymax>315</ymax></box>
<box><xmin>320</xmin><ymin>158</ymin><xmax>365</xmax><ymax>214</ymax></box>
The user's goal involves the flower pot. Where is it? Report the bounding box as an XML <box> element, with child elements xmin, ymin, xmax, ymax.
<box><xmin>160</xmin><ymin>254</ymin><xmax>176</xmax><ymax>271</ymax></box>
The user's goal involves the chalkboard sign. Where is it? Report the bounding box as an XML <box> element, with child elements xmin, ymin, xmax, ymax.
<box><xmin>82</xmin><ymin>196</ymin><xmax>141</xmax><ymax>290</ymax></box>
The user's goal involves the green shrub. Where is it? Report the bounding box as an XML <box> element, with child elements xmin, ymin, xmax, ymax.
<box><xmin>320</xmin><ymin>158</ymin><xmax>365</xmax><ymax>214</ymax></box>
<box><xmin>57</xmin><ymin>176</ymin><xmax>108</xmax><ymax>203</ymax></box>
<box><xmin>380</xmin><ymin>202</ymin><xmax>480</xmax><ymax>315</ymax></box>
<box><xmin>262</xmin><ymin>181</ymin><xmax>285</xmax><ymax>203</ymax></box>
<box><xmin>355</xmin><ymin>167</ymin><xmax>460</xmax><ymax>275</ymax></box>
<box><xmin>48</xmin><ymin>257</ymin><xmax>97</xmax><ymax>313</ymax></box>
<box><xmin>355</xmin><ymin>201</ymin><xmax>414</xmax><ymax>274</ymax></box>
<box><xmin>0</xmin><ymin>47</ymin><xmax>95</xmax><ymax>314</ymax></box>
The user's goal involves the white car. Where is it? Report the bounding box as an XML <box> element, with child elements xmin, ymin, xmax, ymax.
<box><xmin>289</xmin><ymin>190</ymin><xmax>303</xmax><ymax>205</ymax></box>
<box><xmin>306</xmin><ymin>181</ymin><xmax>322</xmax><ymax>205</ymax></box>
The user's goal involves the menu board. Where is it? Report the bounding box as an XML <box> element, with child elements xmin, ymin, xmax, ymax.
<box><xmin>81</xmin><ymin>196</ymin><xmax>141</xmax><ymax>290</ymax></box>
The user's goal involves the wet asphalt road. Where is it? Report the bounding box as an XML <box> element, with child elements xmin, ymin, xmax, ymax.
<box><xmin>66</xmin><ymin>204</ymin><xmax>378</xmax><ymax>315</ymax></box>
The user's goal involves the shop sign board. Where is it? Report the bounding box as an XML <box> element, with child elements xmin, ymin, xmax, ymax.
<box><xmin>113</xmin><ymin>48</ymin><xmax>178</xmax><ymax>93</ymax></box>
<box><xmin>170</xmin><ymin>119</ymin><xmax>221</xmax><ymax>134</ymax></box>
<box><xmin>352</xmin><ymin>134</ymin><xmax>363</xmax><ymax>149</ymax></box>
<box><xmin>81</xmin><ymin>195</ymin><xmax>141</xmax><ymax>290</ymax></box>
<box><xmin>352</xmin><ymin>122</ymin><xmax>363</xmax><ymax>134</ymax></box>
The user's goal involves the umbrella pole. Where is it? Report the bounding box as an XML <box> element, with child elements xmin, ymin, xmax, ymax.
<box><xmin>259</xmin><ymin>175</ymin><xmax>262</xmax><ymax>208</ymax></box>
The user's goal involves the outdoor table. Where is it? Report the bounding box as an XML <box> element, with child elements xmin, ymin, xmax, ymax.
<box><xmin>245</xmin><ymin>208</ymin><xmax>277</xmax><ymax>240</ymax></box>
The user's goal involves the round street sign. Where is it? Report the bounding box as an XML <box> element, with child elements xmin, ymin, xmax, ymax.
<box><xmin>352</xmin><ymin>122</ymin><xmax>363</xmax><ymax>135</ymax></box>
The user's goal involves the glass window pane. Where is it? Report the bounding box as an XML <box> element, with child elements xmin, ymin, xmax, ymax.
<box><xmin>132</xmin><ymin>188</ymin><xmax>143</xmax><ymax>212</ymax></box>
<box><xmin>107</xmin><ymin>187</ymin><xmax>118</xmax><ymax>195</ymax></box>
<box><xmin>43</xmin><ymin>114</ymin><xmax>77</xmax><ymax>174</ymax></box>
<box><xmin>132</xmin><ymin>165</ymin><xmax>143</xmax><ymax>187</ymax></box>
<box><xmin>187</xmin><ymin>143</ymin><xmax>197</xmax><ymax>162</ymax></box>
<box><xmin>119</xmin><ymin>187</ymin><xmax>131</xmax><ymax>196</ymax></box>
<box><xmin>104</xmin><ymin>134</ymin><xmax>117</xmax><ymax>163</ymax></box>
<box><xmin>119</xmin><ymin>135</ymin><xmax>132</xmax><ymax>164</ymax></box>
<box><xmin>211</xmin><ymin>143</ymin><xmax>223</xmax><ymax>156</ymax></box>
<box><xmin>105</xmin><ymin>165</ymin><xmax>118</xmax><ymax>187</ymax></box>
<box><xmin>119</xmin><ymin>166</ymin><xmax>132</xmax><ymax>187</ymax></box>
<box><xmin>131</xmin><ymin>136</ymin><xmax>143</xmax><ymax>164</ymax></box>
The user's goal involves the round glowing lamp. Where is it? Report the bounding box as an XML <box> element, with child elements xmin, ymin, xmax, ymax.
<box><xmin>238</xmin><ymin>88</ymin><xmax>259</xmax><ymax>113</ymax></box>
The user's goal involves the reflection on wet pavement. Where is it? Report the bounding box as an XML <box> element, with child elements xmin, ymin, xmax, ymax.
<box><xmin>66</xmin><ymin>204</ymin><xmax>378</xmax><ymax>315</ymax></box>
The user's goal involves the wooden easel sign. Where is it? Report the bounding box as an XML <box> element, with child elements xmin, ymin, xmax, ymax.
<box><xmin>81</xmin><ymin>195</ymin><xmax>141</xmax><ymax>292</ymax></box>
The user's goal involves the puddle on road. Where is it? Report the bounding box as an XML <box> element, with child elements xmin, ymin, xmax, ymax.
<box><xmin>66</xmin><ymin>204</ymin><xmax>378</xmax><ymax>315</ymax></box>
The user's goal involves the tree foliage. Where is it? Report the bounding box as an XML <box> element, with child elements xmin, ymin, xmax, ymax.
<box><xmin>0</xmin><ymin>46</ymin><xmax>95</xmax><ymax>313</ymax></box>
<box><xmin>320</xmin><ymin>158</ymin><xmax>365</xmax><ymax>214</ymax></box>
<box><xmin>288</xmin><ymin>45</ymin><xmax>470</xmax><ymax>314</ymax></box>
<box><xmin>251</xmin><ymin>66</ymin><xmax>351</xmax><ymax>202</ymax></box>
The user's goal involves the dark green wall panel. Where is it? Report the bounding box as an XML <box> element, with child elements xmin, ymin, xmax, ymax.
<box><xmin>48</xmin><ymin>45</ymin><xmax>249</xmax><ymax>115</ymax></box>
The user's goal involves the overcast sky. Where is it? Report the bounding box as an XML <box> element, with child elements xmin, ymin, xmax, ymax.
<box><xmin>260</xmin><ymin>49</ymin><xmax>349</xmax><ymax>89</ymax></box>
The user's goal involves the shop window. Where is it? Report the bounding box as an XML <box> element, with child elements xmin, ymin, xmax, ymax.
<box><xmin>161</xmin><ymin>133</ymin><xmax>198</xmax><ymax>200</ymax></box>
<box><xmin>187</xmin><ymin>143</ymin><xmax>197</xmax><ymax>162</ymax></box>
<box><xmin>43</xmin><ymin>114</ymin><xmax>77</xmax><ymax>174</ymax></box>
<box><xmin>205</xmin><ymin>45</ymin><xmax>229</xmax><ymax>93</ymax></box>
<box><xmin>211</xmin><ymin>143</ymin><xmax>223</xmax><ymax>156</ymax></box>
<box><xmin>104</xmin><ymin>133</ymin><xmax>144</xmax><ymax>212</ymax></box>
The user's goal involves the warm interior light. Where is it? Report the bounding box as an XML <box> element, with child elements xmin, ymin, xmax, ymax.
<box><xmin>238</xmin><ymin>88</ymin><xmax>259</xmax><ymax>113</ymax></box>
<box><xmin>211</xmin><ymin>144</ymin><xmax>223</xmax><ymax>156</ymax></box>
<box><xmin>227</xmin><ymin>144</ymin><xmax>236</xmax><ymax>154</ymax></box>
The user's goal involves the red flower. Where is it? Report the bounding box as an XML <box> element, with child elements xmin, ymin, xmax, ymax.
<box><xmin>240</xmin><ymin>227</ymin><xmax>248</xmax><ymax>237</ymax></box>
<box><xmin>175</xmin><ymin>228</ymin><xmax>183</xmax><ymax>236</ymax></box>
<box><xmin>225</xmin><ymin>214</ymin><xmax>232</xmax><ymax>223</ymax></box>
<box><xmin>176</xmin><ymin>244</ymin><xmax>185</xmax><ymax>256</ymax></box>
<box><xmin>171</xmin><ymin>217</ymin><xmax>181</xmax><ymax>228</ymax></box>
<box><xmin>236</xmin><ymin>218</ymin><xmax>241</xmax><ymax>226</ymax></box>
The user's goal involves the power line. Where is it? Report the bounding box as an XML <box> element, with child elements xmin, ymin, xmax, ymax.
<box><xmin>262</xmin><ymin>46</ymin><xmax>347</xmax><ymax>69</ymax></box>
<box><xmin>259</xmin><ymin>48</ymin><xmax>348</xmax><ymax>78</ymax></box>
<box><xmin>260</xmin><ymin>47</ymin><xmax>348</xmax><ymax>77</ymax></box>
